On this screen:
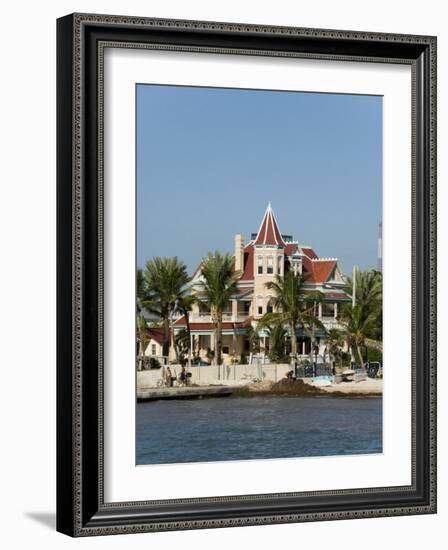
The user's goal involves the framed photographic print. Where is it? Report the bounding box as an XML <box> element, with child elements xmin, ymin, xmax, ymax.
<box><xmin>56</xmin><ymin>13</ymin><xmax>437</xmax><ymax>536</ymax></box>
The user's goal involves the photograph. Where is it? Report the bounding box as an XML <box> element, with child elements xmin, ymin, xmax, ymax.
<box><xmin>135</xmin><ymin>84</ymin><xmax>384</xmax><ymax>466</ymax></box>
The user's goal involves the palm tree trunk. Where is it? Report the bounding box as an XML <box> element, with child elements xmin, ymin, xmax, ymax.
<box><xmin>356</xmin><ymin>341</ymin><xmax>365</xmax><ymax>370</ymax></box>
<box><xmin>216</xmin><ymin>315</ymin><xmax>223</xmax><ymax>368</ymax></box>
<box><xmin>170</xmin><ymin>316</ymin><xmax>180</xmax><ymax>363</ymax></box>
<box><xmin>290</xmin><ymin>322</ymin><xmax>297</xmax><ymax>355</ymax></box>
<box><xmin>185</xmin><ymin>310</ymin><xmax>192</xmax><ymax>361</ymax></box>
<box><xmin>162</xmin><ymin>317</ymin><xmax>170</xmax><ymax>359</ymax></box>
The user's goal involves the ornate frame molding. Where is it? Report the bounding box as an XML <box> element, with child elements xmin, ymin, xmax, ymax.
<box><xmin>57</xmin><ymin>13</ymin><xmax>437</xmax><ymax>536</ymax></box>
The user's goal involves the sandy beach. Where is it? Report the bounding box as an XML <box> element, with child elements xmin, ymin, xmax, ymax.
<box><xmin>316</xmin><ymin>378</ymin><xmax>383</xmax><ymax>396</ymax></box>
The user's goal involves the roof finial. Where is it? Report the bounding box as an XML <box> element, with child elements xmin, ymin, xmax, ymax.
<box><xmin>267</xmin><ymin>201</ymin><xmax>272</xmax><ymax>209</ymax></box>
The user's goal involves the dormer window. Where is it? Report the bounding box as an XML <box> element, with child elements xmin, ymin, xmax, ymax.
<box><xmin>257</xmin><ymin>256</ymin><xmax>263</xmax><ymax>275</ymax></box>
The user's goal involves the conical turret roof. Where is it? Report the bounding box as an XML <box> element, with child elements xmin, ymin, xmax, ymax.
<box><xmin>253</xmin><ymin>203</ymin><xmax>286</xmax><ymax>247</ymax></box>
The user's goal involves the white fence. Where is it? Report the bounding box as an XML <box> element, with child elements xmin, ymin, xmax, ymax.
<box><xmin>137</xmin><ymin>363</ymin><xmax>292</xmax><ymax>389</ymax></box>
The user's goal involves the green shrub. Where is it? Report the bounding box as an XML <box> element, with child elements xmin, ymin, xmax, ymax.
<box><xmin>148</xmin><ymin>357</ymin><xmax>161</xmax><ymax>370</ymax></box>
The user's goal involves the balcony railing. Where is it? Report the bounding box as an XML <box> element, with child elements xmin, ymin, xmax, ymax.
<box><xmin>191</xmin><ymin>312</ymin><xmax>251</xmax><ymax>323</ymax></box>
<box><xmin>321</xmin><ymin>318</ymin><xmax>345</xmax><ymax>330</ymax></box>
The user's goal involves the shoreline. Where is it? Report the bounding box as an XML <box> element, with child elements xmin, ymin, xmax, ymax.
<box><xmin>231</xmin><ymin>378</ymin><xmax>383</xmax><ymax>398</ymax></box>
<box><xmin>136</xmin><ymin>378</ymin><xmax>383</xmax><ymax>402</ymax></box>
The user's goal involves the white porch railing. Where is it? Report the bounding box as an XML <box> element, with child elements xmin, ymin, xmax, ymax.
<box><xmin>321</xmin><ymin>318</ymin><xmax>345</xmax><ymax>330</ymax></box>
<box><xmin>191</xmin><ymin>312</ymin><xmax>251</xmax><ymax>323</ymax></box>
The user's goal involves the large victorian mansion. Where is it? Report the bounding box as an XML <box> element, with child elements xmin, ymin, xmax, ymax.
<box><xmin>172</xmin><ymin>204</ymin><xmax>351</xmax><ymax>363</ymax></box>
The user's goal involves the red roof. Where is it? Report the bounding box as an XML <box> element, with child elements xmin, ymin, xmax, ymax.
<box><xmin>307</xmin><ymin>260</ymin><xmax>337</xmax><ymax>283</ymax></box>
<box><xmin>284</xmin><ymin>243</ymin><xmax>299</xmax><ymax>256</ymax></box>
<box><xmin>253</xmin><ymin>204</ymin><xmax>286</xmax><ymax>247</ymax></box>
<box><xmin>145</xmin><ymin>327</ymin><xmax>166</xmax><ymax>344</ymax></box>
<box><xmin>239</xmin><ymin>244</ymin><xmax>254</xmax><ymax>280</ymax></box>
<box><xmin>302</xmin><ymin>247</ymin><xmax>318</xmax><ymax>259</ymax></box>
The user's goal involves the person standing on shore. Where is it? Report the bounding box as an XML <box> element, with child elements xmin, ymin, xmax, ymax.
<box><xmin>165</xmin><ymin>366</ymin><xmax>173</xmax><ymax>387</ymax></box>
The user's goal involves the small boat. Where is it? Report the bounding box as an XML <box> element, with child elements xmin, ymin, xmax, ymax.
<box><xmin>341</xmin><ymin>369</ymin><xmax>356</xmax><ymax>382</ymax></box>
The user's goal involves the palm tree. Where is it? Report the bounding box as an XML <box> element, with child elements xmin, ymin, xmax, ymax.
<box><xmin>176</xmin><ymin>294</ymin><xmax>196</xmax><ymax>359</ymax></box>
<box><xmin>136</xmin><ymin>268</ymin><xmax>150</xmax><ymax>370</ymax></box>
<box><xmin>245</xmin><ymin>325</ymin><xmax>261</xmax><ymax>356</ymax></box>
<box><xmin>346</xmin><ymin>269</ymin><xmax>382</xmax><ymax>339</ymax></box>
<box><xmin>266</xmin><ymin>321</ymin><xmax>288</xmax><ymax>363</ymax></box>
<box><xmin>325</xmin><ymin>328</ymin><xmax>344</xmax><ymax>368</ymax></box>
<box><xmin>136</xmin><ymin>314</ymin><xmax>149</xmax><ymax>370</ymax></box>
<box><xmin>143</xmin><ymin>257</ymin><xmax>189</xmax><ymax>358</ymax></box>
<box><xmin>198</xmin><ymin>251</ymin><xmax>240</xmax><ymax>366</ymax></box>
<box><xmin>342</xmin><ymin>304</ymin><xmax>381</xmax><ymax>369</ymax></box>
<box><xmin>342</xmin><ymin>269</ymin><xmax>383</xmax><ymax>366</ymax></box>
<box><xmin>174</xmin><ymin>329</ymin><xmax>190</xmax><ymax>366</ymax></box>
<box><xmin>262</xmin><ymin>270</ymin><xmax>324</xmax><ymax>357</ymax></box>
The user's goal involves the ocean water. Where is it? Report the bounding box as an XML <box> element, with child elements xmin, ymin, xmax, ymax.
<box><xmin>136</xmin><ymin>396</ymin><xmax>382</xmax><ymax>465</ymax></box>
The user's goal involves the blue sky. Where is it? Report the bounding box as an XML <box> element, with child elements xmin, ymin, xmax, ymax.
<box><xmin>136</xmin><ymin>84</ymin><xmax>382</xmax><ymax>275</ymax></box>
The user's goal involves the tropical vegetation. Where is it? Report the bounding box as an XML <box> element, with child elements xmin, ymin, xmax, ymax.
<box><xmin>259</xmin><ymin>270</ymin><xmax>325</xmax><ymax>357</ymax></box>
<box><xmin>340</xmin><ymin>269</ymin><xmax>383</xmax><ymax>368</ymax></box>
<box><xmin>197</xmin><ymin>251</ymin><xmax>241</xmax><ymax>365</ymax></box>
<box><xmin>139</xmin><ymin>256</ymin><xmax>189</xmax><ymax>358</ymax></box>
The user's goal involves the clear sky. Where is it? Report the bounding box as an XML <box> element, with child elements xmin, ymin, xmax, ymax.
<box><xmin>136</xmin><ymin>84</ymin><xmax>382</xmax><ymax>275</ymax></box>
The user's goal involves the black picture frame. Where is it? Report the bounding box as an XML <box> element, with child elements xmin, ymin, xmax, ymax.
<box><xmin>57</xmin><ymin>13</ymin><xmax>437</xmax><ymax>536</ymax></box>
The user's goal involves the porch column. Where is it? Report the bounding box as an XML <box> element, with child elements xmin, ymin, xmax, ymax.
<box><xmin>189</xmin><ymin>332</ymin><xmax>193</xmax><ymax>367</ymax></box>
<box><xmin>302</xmin><ymin>341</ymin><xmax>306</xmax><ymax>355</ymax></box>
<box><xmin>334</xmin><ymin>302</ymin><xmax>338</xmax><ymax>318</ymax></box>
<box><xmin>318</xmin><ymin>302</ymin><xmax>322</xmax><ymax>319</ymax></box>
<box><xmin>232</xmin><ymin>299</ymin><xmax>238</xmax><ymax>321</ymax></box>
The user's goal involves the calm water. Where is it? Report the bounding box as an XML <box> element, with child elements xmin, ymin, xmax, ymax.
<box><xmin>136</xmin><ymin>396</ymin><xmax>382</xmax><ymax>465</ymax></box>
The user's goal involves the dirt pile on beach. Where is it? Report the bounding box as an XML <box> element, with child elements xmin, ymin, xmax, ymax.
<box><xmin>234</xmin><ymin>378</ymin><xmax>325</xmax><ymax>397</ymax></box>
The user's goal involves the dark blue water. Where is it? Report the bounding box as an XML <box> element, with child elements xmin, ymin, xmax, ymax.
<box><xmin>136</xmin><ymin>396</ymin><xmax>382</xmax><ymax>465</ymax></box>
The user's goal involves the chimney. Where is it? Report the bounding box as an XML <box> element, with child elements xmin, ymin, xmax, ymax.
<box><xmin>234</xmin><ymin>234</ymin><xmax>245</xmax><ymax>272</ymax></box>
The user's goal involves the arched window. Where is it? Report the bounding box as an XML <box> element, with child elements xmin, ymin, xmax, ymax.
<box><xmin>257</xmin><ymin>255</ymin><xmax>263</xmax><ymax>275</ymax></box>
<box><xmin>257</xmin><ymin>295</ymin><xmax>263</xmax><ymax>315</ymax></box>
<box><xmin>267</xmin><ymin>256</ymin><xmax>274</xmax><ymax>274</ymax></box>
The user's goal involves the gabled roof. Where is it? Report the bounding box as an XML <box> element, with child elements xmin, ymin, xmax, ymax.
<box><xmin>303</xmin><ymin>258</ymin><xmax>337</xmax><ymax>283</ymax></box>
<box><xmin>301</xmin><ymin>246</ymin><xmax>318</xmax><ymax>259</ymax></box>
<box><xmin>253</xmin><ymin>203</ymin><xmax>286</xmax><ymax>247</ymax></box>
<box><xmin>145</xmin><ymin>327</ymin><xmax>166</xmax><ymax>345</ymax></box>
